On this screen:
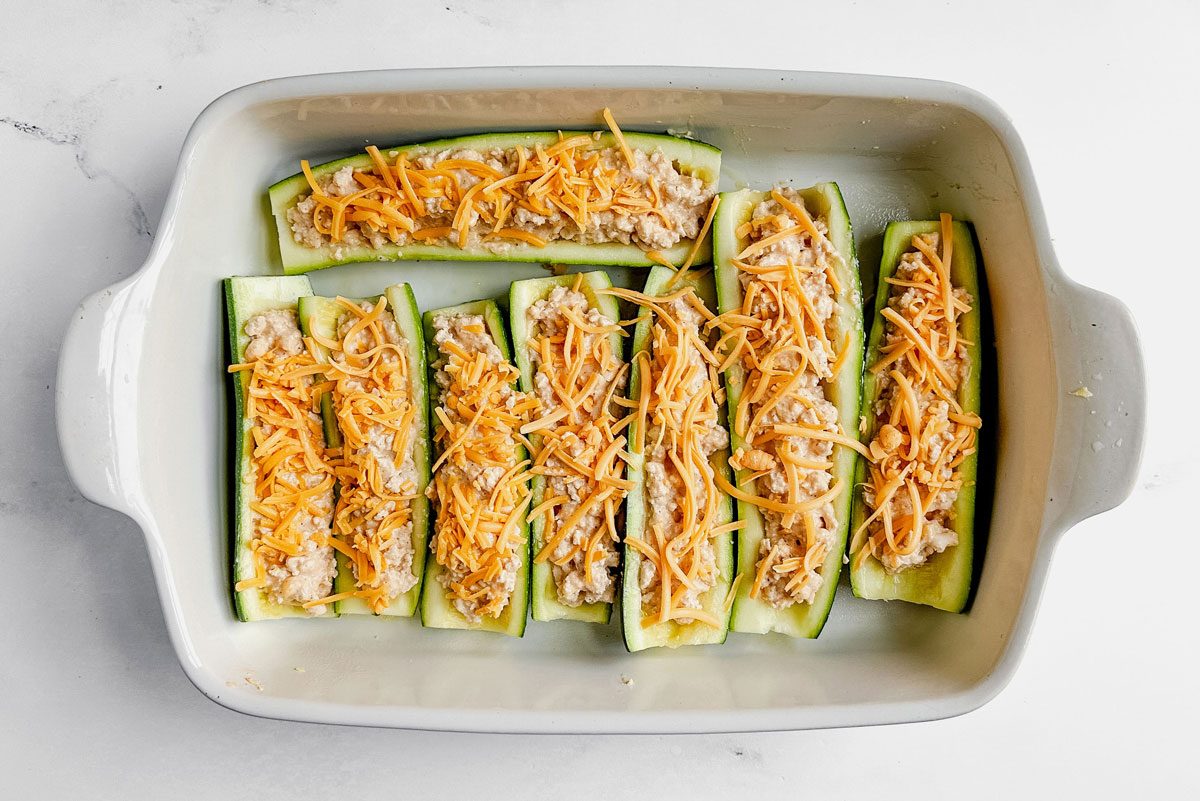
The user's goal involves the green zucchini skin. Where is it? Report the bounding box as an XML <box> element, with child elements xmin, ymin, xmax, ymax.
<box><xmin>224</xmin><ymin>275</ymin><xmax>331</xmax><ymax>621</ymax></box>
<box><xmin>714</xmin><ymin>184</ymin><xmax>865</xmax><ymax>639</ymax></box>
<box><xmin>269</xmin><ymin>131</ymin><xmax>721</xmax><ymax>274</ymax></box>
<box><xmin>295</xmin><ymin>285</ymin><xmax>432</xmax><ymax>618</ymax></box>
<box><xmin>620</xmin><ymin>266</ymin><xmax>736</xmax><ymax>652</ymax></box>
<box><xmin>419</xmin><ymin>298</ymin><xmax>530</xmax><ymax>637</ymax></box>
<box><xmin>849</xmin><ymin>221</ymin><xmax>983</xmax><ymax>612</ymax></box>
<box><xmin>508</xmin><ymin>272</ymin><xmax>624</xmax><ymax>624</ymax></box>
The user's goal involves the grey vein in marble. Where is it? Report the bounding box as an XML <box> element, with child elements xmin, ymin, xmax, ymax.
<box><xmin>0</xmin><ymin>115</ymin><xmax>152</xmax><ymax>238</ymax></box>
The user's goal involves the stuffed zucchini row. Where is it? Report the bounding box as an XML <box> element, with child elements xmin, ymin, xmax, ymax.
<box><xmin>225</xmin><ymin>275</ymin><xmax>339</xmax><ymax>620</ymax></box>
<box><xmin>269</xmin><ymin>116</ymin><xmax>721</xmax><ymax>274</ymax></box>
<box><xmin>420</xmin><ymin>299</ymin><xmax>535</xmax><ymax>636</ymax></box>
<box><xmin>848</xmin><ymin>216</ymin><xmax>984</xmax><ymax>612</ymax></box>
<box><xmin>616</xmin><ymin>266</ymin><xmax>737</xmax><ymax>651</ymax></box>
<box><xmin>508</xmin><ymin>272</ymin><xmax>630</xmax><ymax>624</ymax></box>
<box><xmin>713</xmin><ymin>184</ymin><xmax>866</xmax><ymax>638</ymax></box>
<box><xmin>296</xmin><ymin>284</ymin><xmax>431</xmax><ymax>617</ymax></box>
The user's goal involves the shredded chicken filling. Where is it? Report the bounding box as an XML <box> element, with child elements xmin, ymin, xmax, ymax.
<box><xmin>230</xmin><ymin>309</ymin><xmax>337</xmax><ymax>615</ymax></box>
<box><xmin>851</xmin><ymin>218</ymin><xmax>980</xmax><ymax>573</ymax></box>
<box><xmin>286</xmin><ymin>119</ymin><xmax>715</xmax><ymax>258</ymax></box>
<box><xmin>525</xmin><ymin>282</ymin><xmax>630</xmax><ymax>607</ymax></box>
<box><xmin>604</xmin><ymin>283</ymin><xmax>730</xmax><ymax>628</ymax></box>
<box><xmin>309</xmin><ymin>298</ymin><xmax>421</xmax><ymax>613</ymax></box>
<box><xmin>714</xmin><ymin>188</ymin><xmax>853</xmax><ymax>609</ymax></box>
<box><xmin>429</xmin><ymin>313</ymin><xmax>536</xmax><ymax>622</ymax></box>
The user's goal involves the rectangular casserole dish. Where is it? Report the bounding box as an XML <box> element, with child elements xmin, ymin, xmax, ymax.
<box><xmin>55</xmin><ymin>66</ymin><xmax>1145</xmax><ymax>733</ymax></box>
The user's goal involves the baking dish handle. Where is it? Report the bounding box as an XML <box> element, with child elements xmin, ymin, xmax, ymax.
<box><xmin>56</xmin><ymin>276</ymin><xmax>148</xmax><ymax>516</ymax></box>
<box><xmin>1048</xmin><ymin>279</ymin><xmax>1146</xmax><ymax>529</ymax></box>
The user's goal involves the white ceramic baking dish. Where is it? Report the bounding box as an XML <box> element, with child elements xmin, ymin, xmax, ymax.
<box><xmin>56</xmin><ymin>67</ymin><xmax>1145</xmax><ymax>733</ymax></box>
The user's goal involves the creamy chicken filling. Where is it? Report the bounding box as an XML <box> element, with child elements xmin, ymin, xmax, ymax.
<box><xmin>525</xmin><ymin>285</ymin><xmax>628</xmax><ymax>607</ymax></box>
<box><xmin>286</xmin><ymin>140</ymin><xmax>715</xmax><ymax>258</ymax></box>
<box><xmin>636</xmin><ymin>295</ymin><xmax>729</xmax><ymax>625</ymax></box>
<box><xmin>429</xmin><ymin>313</ymin><xmax>534</xmax><ymax>622</ymax></box>
<box><xmin>324</xmin><ymin>300</ymin><xmax>420</xmax><ymax>609</ymax></box>
<box><xmin>859</xmin><ymin>229</ymin><xmax>977</xmax><ymax>573</ymax></box>
<box><xmin>239</xmin><ymin>309</ymin><xmax>337</xmax><ymax>614</ymax></box>
<box><xmin>720</xmin><ymin>188</ymin><xmax>847</xmax><ymax>608</ymax></box>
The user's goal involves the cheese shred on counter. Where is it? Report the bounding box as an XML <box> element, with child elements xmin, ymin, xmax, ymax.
<box><xmin>305</xmin><ymin>297</ymin><xmax>421</xmax><ymax>613</ymax></box>
<box><xmin>606</xmin><ymin>284</ymin><xmax>731</xmax><ymax>629</ymax></box>
<box><xmin>850</xmin><ymin>215</ymin><xmax>980</xmax><ymax>573</ymax></box>
<box><xmin>524</xmin><ymin>277</ymin><xmax>630</xmax><ymax>606</ymax></box>
<box><xmin>286</xmin><ymin>110</ymin><xmax>715</xmax><ymax>257</ymax></box>
<box><xmin>428</xmin><ymin>312</ymin><xmax>537</xmax><ymax>622</ymax></box>
<box><xmin>229</xmin><ymin>309</ymin><xmax>337</xmax><ymax>615</ymax></box>
<box><xmin>713</xmin><ymin>188</ymin><xmax>865</xmax><ymax>609</ymax></box>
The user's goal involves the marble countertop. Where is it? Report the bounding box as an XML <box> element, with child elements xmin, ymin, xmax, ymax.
<box><xmin>4</xmin><ymin>0</ymin><xmax>1195</xmax><ymax>797</ymax></box>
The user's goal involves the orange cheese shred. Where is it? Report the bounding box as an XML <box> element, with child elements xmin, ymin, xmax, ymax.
<box><xmin>617</xmin><ymin>284</ymin><xmax>730</xmax><ymax>629</ymax></box>
<box><xmin>852</xmin><ymin>217</ymin><xmax>979</xmax><ymax>571</ymax></box>
<box><xmin>520</xmin><ymin>284</ymin><xmax>630</xmax><ymax>612</ymax></box>
<box><xmin>711</xmin><ymin>188</ymin><xmax>861</xmax><ymax>606</ymax></box>
<box><xmin>427</xmin><ymin>312</ymin><xmax>535</xmax><ymax>618</ymax></box>
<box><xmin>286</xmin><ymin>110</ymin><xmax>714</xmax><ymax>263</ymax></box>
<box><xmin>229</xmin><ymin>308</ymin><xmax>336</xmax><ymax>613</ymax></box>
<box><xmin>299</xmin><ymin>295</ymin><xmax>428</xmax><ymax>615</ymax></box>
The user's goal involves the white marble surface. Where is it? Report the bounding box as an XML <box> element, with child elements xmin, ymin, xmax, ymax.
<box><xmin>3</xmin><ymin>0</ymin><xmax>1195</xmax><ymax>796</ymax></box>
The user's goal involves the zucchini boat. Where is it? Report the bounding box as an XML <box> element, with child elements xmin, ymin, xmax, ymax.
<box><xmin>508</xmin><ymin>272</ymin><xmax>629</xmax><ymax>624</ymax></box>
<box><xmin>616</xmin><ymin>266</ymin><xmax>737</xmax><ymax>651</ymax></box>
<box><xmin>225</xmin><ymin>275</ymin><xmax>338</xmax><ymax>620</ymax></box>
<box><xmin>269</xmin><ymin>125</ymin><xmax>721</xmax><ymax>274</ymax></box>
<box><xmin>848</xmin><ymin>216</ymin><xmax>983</xmax><ymax>612</ymax></box>
<box><xmin>296</xmin><ymin>284</ymin><xmax>432</xmax><ymax>617</ymax></box>
<box><xmin>713</xmin><ymin>184</ymin><xmax>866</xmax><ymax>638</ymax></box>
<box><xmin>420</xmin><ymin>299</ymin><xmax>534</xmax><ymax>636</ymax></box>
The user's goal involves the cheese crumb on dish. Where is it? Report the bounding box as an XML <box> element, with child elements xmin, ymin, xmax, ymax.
<box><xmin>850</xmin><ymin>216</ymin><xmax>981</xmax><ymax>574</ymax></box>
<box><xmin>714</xmin><ymin>188</ymin><xmax>862</xmax><ymax>608</ymax></box>
<box><xmin>525</xmin><ymin>280</ymin><xmax>630</xmax><ymax>607</ymax></box>
<box><xmin>230</xmin><ymin>309</ymin><xmax>337</xmax><ymax>615</ymax></box>
<box><xmin>304</xmin><ymin>297</ymin><xmax>422</xmax><ymax>613</ymax></box>
<box><xmin>428</xmin><ymin>312</ymin><xmax>537</xmax><ymax>622</ymax></box>
<box><xmin>285</xmin><ymin>112</ymin><xmax>715</xmax><ymax>257</ymax></box>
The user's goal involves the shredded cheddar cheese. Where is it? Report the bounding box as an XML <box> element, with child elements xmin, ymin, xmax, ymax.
<box><xmin>302</xmin><ymin>297</ymin><xmax>422</xmax><ymax>614</ymax></box>
<box><xmin>427</xmin><ymin>312</ymin><xmax>536</xmax><ymax>621</ymax></box>
<box><xmin>229</xmin><ymin>309</ymin><xmax>337</xmax><ymax>614</ymax></box>
<box><xmin>711</xmin><ymin>188</ymin><xmax>854</xmax><ymax>608</ymax></box>
<box><xmin>667</xmin><ymin>194</ymin><xmax>721</xmax><ymax>288</ymax></box>
<box><xmin>524</xmin><ymin>276</ymin><xmax>631</xmax><ymax>607</ymax></box>
<box><xmin>602</xmin><ymin>284</ymin><xmax>731</xmax><ymax>628</ymax></box>
<box><xmin>286</xmin><ymin>111</ymin><xmax>715</xmax><ymax>257</ymax></box>
<box><xmin>849</xmin><ymin>215</ymin><xmax>979</xmax><ymax>574</ymax></box>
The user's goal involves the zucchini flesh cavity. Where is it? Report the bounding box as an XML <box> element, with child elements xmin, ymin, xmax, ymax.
<box><xmin>620</xmin><ymin>266</ymin><xmax>736</xmax><ymax>651</ymax></box>
<box><xmin>296</xmin><ymin>285</ymin><xmax>432</xmax><ymax>617</ymax></box>
<box><xmin>849</xmin><ymin>221</ymin><xmax>983</xmax><ymax>612</ymax></box>
<box><xmin>225</xmin><ymin>275</ymin><xmax>327</xmax><ymax>621</ymax></box>
<box><xmin>714</xmin><ymin>185</ymin><xmax>865</xmax><ymax>638</ymax></box>
<box><xmin>508</xmin><ymin>272</ymin><xmax>624</xmax><ymax>624</ymax></box>
<box><xmin>269</xmin><ymin>131</ymin><xmax>721</xmax><ymax>274</ymax></box>
<box><xmin>420</xmin><ymin>299</ymin><xmax>530</xmax><ymax>636</ymax></box>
